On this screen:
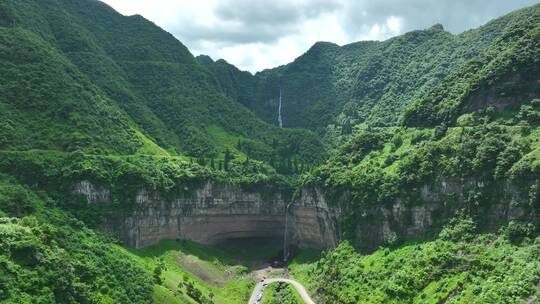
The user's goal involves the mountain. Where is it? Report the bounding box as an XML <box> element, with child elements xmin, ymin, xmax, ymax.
<box><xmin>304</xmin><ymin>3</ymin><xmax>540</xmax><ymax>241</ymax></box>
<box><xmin>0</xmin><ymin>1</ymin><xmax>539</xmax><ymax>303</ymax></box>
<box><xmin>403</xmin><ymin>6</ymin><xmax>540</xmax><ymax>127</ymax></box>
<box><xmin>290</xmin><ymin>5</ymin><xmax>540</xmax><ymax>302</ymax></box>
<box><xmin>201</xmin><ymin>5</ymin><xmax>539</xmax><ymax>134</ymax></box>
<box><xmin>0</xmin><ymin>0</ymin><xmax>325</xmax><ymax>164</ymax></box>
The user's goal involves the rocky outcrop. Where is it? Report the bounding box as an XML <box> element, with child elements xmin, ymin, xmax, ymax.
<box><xmin>123</xmin><ymin>183</ymin><xmax>288</xmax><ymax>248</ymax></box>
<box><xmin>72</xmin><ymin>180</ymin><xmax>110</xmax><ymax>204</ymax></box>
<box><xmin>465</xmin><ymin>72</ymin><xmax>540</xmax><ymax>112</ymax></box>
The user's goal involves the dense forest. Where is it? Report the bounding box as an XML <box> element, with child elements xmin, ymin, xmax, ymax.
<box><xmin>201</xmin><ymin>5</ymin><xmax>538</xmax><ymax>133</ymax></box>
<box><xmin>0</xmin><ymin>0</ymin><xmax>539</xmax><ymax>303</ymax></box>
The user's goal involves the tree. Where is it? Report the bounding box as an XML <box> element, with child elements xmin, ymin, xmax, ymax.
<box><xmin>153</xmin><ymin>260</ymin><xmax>165</xmax><ymax>285</ymax></box>
<box><xmin>197</xmin><ymin>157</ymin><xmax>206</xmax><ymax>166</ymax></box>
<box><xmin>0</xmin><ymin>120</ymin><xmax>14</xmax><ymax>148</ymax></box>
<box><xmin>341</xmin><ymin>119</ymin><xmax>352</xmax><ymax>135</ymax></box>
<box><xmin>224</xmin><ymin>149</ymin><xmax>232</xmax><ymax>171</ymax></box>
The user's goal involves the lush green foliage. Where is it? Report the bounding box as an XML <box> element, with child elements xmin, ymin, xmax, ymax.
<box><xmin>0</xmin><ymin>177</ymin><xmax>153</xmax><ymax>303</ymax></box>
<box><xmin>261</xmin><ymin>282</ymin><xmax>302</xmax><ymax>304</ymax></box>
<box><xmin>304</xmin><ymin>100</ymin><xmax>540</xmax><ymax>241</ymax></box>
<box><xmin>0</xmin><ymin>0</ymin><xmax>326</xmax><ymax>169</ymax></box>
<box><xmin>292</xmin><ymin>229</ymin><xmax>540</xmax><ymax>303</ymax></box>
<box><xmin>404</xmin><ymin>6</ymin><xmax>540</xmax><ymax>127</ymax></box>
<box><xmin>314</xmin><ymin>113</ymin><xmax>540</xmax><ymax>188</ymax></box>
<box><xmin>0</xmin><ymin>176</ymin><xmax>263</xmax><ymax>304</ymax></box>
<box><xmin>0</xmin><ymin>1</ymin><xmax>539</xmax><ymax>303</ymax></box>
<box><xmin>202</xmin><ymin>4</ymin><xmax>539</xmax><ymax>134</ymax></box>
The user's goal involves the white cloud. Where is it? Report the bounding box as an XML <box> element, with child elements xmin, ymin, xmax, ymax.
<box><xmin>100</xmin><ymin>0</ymin><xmax>537</xmax><ymax>73</ymax></box>
<box><xmin>387</xmin><ymin>16</ymin><xmax>402</xmax><ymax>34</ymax></box>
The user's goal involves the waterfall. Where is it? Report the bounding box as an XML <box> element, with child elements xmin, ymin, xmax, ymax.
<box><xmin>278</xmin><ymin>84</ymin><xmax>283</xmax><ymax>128</ymax></box>
<box><xmin>283</xmin><ymin>203</ymin><xmax>291</xmax><ymax>262</ymax></box>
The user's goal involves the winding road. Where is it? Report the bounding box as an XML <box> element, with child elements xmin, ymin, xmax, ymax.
<box><xmin>248</xmin><ymin>278</ymin><xmax>316</xmax><ymax>304</ymax></box>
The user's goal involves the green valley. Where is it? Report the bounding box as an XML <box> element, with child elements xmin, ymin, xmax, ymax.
<box><xmin>0</xmin><ymin>0</ymin><xmax>539</xmax><ymax>303</ymax></box>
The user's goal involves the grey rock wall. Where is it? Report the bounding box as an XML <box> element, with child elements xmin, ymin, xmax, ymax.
<box><xmin>72</xmin><ymin>181</ymin><xmax>338</xmax><ymax>249</ymax></box>
<box><xmin>330</xmin><ymin>178</ymin><xmax>538</xmax><ymax>251</ymax></box>
<box><xmin>72</xmin><ymin>177</ymin><xmax>538</xmax><ymax>251</ymax></box>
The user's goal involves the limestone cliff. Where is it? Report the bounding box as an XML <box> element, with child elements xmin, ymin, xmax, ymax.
<box><xmin>72</xmin><ymin>181</ymin><xmax>338</xmax><ymax>249</ymax></box>
<box><xmin>72</xmin><ymin>177</ymin><xmax>538</xmax><ymax>251</ymax></box>
<box><xmin>312</xmin><ymin>178</ymin><xmax>539</xmax><ymax>251</ymax></box>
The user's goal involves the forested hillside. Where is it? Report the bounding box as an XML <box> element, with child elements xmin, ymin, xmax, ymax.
<box><xmin>288</xmin><ymin>4</ymin><xmax>540</xmax><ymax>303</ymax></box>
<box><xmin>201</xmin><ymin>5</ymin><xmax>539</xmax><ymax>135</ymax></box>
<box><xmin>303</xmin><ymin>4</ymin><xmax>539</xmax><ymax>235</ymax></box>
<box><xmin>0</xmin><ymin>0</ymin><xmax>325</xmax><ymax>166</ymax></box>
<box><xmin>0</xmin><ymin>2</ymin><xmax>324</xmax><ymax>302</ymax></box>
<box><xmin>0</xmin><ymin>0</ymin><xmax>539</xmax><ymax>303</ymax></box>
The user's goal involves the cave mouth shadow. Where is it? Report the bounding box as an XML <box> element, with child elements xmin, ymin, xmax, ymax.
<box><xmin>213</xmin><ymin>237</ymin><xmax>284</xmax><ymax>268</ymax></box>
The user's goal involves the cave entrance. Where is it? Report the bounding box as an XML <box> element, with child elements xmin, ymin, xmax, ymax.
<box><xmin>213</xmin><ymin>237</ymin><xmax>283</xmax><ymax>267</ymax></box>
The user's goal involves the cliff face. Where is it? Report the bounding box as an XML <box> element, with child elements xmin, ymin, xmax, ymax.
<box><xmin>72</xmin><ymin>181</ymin><xmax>339</xmax><ymax>249</ymax></box>
<box><xmin>72</xmin><ymin>178</ymin><xmax>538</xmax><ymax>251</ymax></box>
<box><xmin>318</xmin><ymin>178</ymin><xmax>539</xmax><ymax>251</ymax></box>
<box><xmin>124</xmin><ymin>183</ymin><xmax>288</xmax><ymax>248</ymax></box>
<box><xmin>292</xmin><ymin>187</ymin><xmax>340</xmax><ymax>248</ymax></box>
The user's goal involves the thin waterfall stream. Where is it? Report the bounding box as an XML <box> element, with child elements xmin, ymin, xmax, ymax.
<box><xmin>278</xmin><ymin>84</ymin><xmax>283</xmax><ymax>128</ymax></box>
<box><xmin>283</xmin><ymin>203</ymin><xmax>291</xmax><ymax>262</ymax></box>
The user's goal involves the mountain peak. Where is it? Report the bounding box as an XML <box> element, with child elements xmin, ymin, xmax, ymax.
<box><xmin>311</xmin><ymin>41</ymin><xmax>340</xmax><ymax>49</ymax></box>
<box><xmin>196</xmin><ymin>54</ymin><xmax>215</xmax><ymax>66</ymax></box>
<box><xmin>429</xmin><ymin>23</ymin><xmax>445</xmax><ymax>31</ymax></box>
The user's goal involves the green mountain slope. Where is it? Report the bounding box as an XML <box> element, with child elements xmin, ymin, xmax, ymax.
<box><xmin>0</xmin><ymin>0</ymin><xmax>325</xmax><ymax>165</ymax></box>
<box><xmin>0</xmin><ymin>176</ymin><xmax>154</xmax><ymax>303</ymax></box>
<box><xmin>0</xmin><ymin>1</ymin><xmax>539</xmax><ymax>303</ymax></box>
<box><xmin>286</xmin><ymin>7</ymin><xmax>540</xmax><ymax>303</ymax></box>
<box><xmin>302</xmin><ymin>4</ymin><xmax>539</xmax><ymax>243</ymax></box>
<box><xmin>403</xmin><ymin>7</ymin><xmax>540</xmax><ymax>127</ymax></box>
<box><xmin>291</xmin><ymin>233</ymin><xmax>540</xmax><ymax>304</ymax></box>
<box><xmin>0</xmin><ymin>27</ymin><xmax>145</xmax><ymax>154</ymax></box>
<box><xmin>201</xmin><ymin>4</ymin><xmax>540</xmax><ymax>134</ymax></box>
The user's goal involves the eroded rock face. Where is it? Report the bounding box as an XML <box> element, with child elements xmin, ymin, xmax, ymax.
<box><xmin>72</xmin><ymin>178</ymin><xmax>538</xmax><ymax>251</ymax></box>
<box><xmin>291</xmin><ymin>187</ymin><xmax>340</xmax><ymax>248</ymax></box>
<box><xmin>464</xmin><ymin>72</ymin><xmax>540</xmax><ymax>112</ymax></box>
<box><xmin>72</xmin><ymin>181</ymin><xmax>110</xmax><ymax>204</ymax></box>
<box><xmin>72</xmin><ymin>181</ymin><xmax>339</xmax><ymax>249</ymax></box>
<box><xmin>124</xmin><ymin>183</ymin><xmax>289</xmax><ymax>248</ymax></box>
<box><xmin>331</xmin><ymin>178</ymin><xmax>539</xmax><ymax>251</ymax></box>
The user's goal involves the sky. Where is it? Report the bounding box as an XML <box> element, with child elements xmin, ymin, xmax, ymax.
<box><xmin>101</xmin><ymin>0</ymin><xmax>538</xmax><ymax>73</ymax></box>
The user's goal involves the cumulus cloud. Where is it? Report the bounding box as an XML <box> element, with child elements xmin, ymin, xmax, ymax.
<box><xmin>101</xmin><ymin>0</ymin><xmax>537</xmax><ymax>72</ymax></box>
